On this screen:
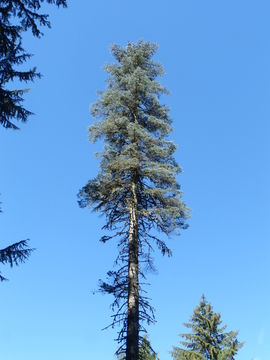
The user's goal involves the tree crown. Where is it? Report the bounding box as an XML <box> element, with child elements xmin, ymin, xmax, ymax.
<box><xmin>172</xmin><ymin>295</ymin><xmax>243</xmax><ymax>360</ymax></box>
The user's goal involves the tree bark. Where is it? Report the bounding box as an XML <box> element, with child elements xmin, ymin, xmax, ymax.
<box><xmin>126</xmin><ymin>179</ymin><xmax>139</xmax><ymax>360</ymax></box>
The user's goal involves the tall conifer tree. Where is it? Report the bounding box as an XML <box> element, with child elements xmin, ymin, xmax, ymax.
<box><xmin>79</xmin><ymin>41</ymin><xmax>189</xmax><ymax>359</ymax></box>
<box><xmin>171</xmin><ymin>296</ymin><xmax>243</xmax><ymax>360</ymax></box>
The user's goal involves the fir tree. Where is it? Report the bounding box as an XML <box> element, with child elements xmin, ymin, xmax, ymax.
<box><xmin>79</xmin><ymin>41</ymin><xmax>189</xmax><ymax>359</ymax></box>
<box><xmin>0</xmin><ymin>0</ymin><xmax>67</xmax><ymax>129</ymax></box>
<box><xmin>171</xmin><ymin>296</ymin><xmax>243</xmax><ymax>360</ymax></box>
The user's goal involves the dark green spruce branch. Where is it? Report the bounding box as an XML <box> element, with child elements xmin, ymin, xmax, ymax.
<box><xmin>0</xmin><ymin>0</ymin><xmax>67</xmax><ymax>129</ymax></box>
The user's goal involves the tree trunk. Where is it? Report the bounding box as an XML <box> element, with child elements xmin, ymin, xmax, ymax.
<box><xmin>126</xmin><ymin>180</ymin><xmax>139</xmax><ymax>360</ymax></box>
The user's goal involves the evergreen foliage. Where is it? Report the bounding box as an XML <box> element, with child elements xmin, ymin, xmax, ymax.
<box><xmin>139</xmin><ymin>336</ymin><xmax>158</xmax><ymax>360</ymax></box>
<box><xmin>0</xmin><ymin>204</ymin><xmax>32</xmax><ymax>281</ymax></box>
<box><xmin>0</xmin><ymin>0</ymin><xmax>67</xmax><ymax>129</ymax></box>
<box><xmin>171</xmin><ymin>296</ymin><xmax>243</xmax><ymax>360</ymax></box>
<box><xmin>79</xmin><ymin>41</ymin><xmax>189</xmax><ymax>359</ymax></box>
<box><xmin>0</xmin><ymin>1</ymin><xmax>64</xmax><ymax>277</ymax></box>
<box><xmin>118</xmin><ymin>336</ymin><xmax>158</xmax><ymax>360</ymax></box>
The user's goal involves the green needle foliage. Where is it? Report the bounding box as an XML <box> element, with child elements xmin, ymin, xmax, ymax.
<box><xmin>0</xmin><ymin>0</ymin><xmax>67</xmax><ymax>129</ymax></box>
<box><xmin>0</xmin><ymin>203</ymin><xmax>33</xmax><ymax>281</ymax></box>
<box><xmin>171</xmin><ymin>295</ymin><xmax>243</xmax><ymax>360</ymax></box>
<box><xmin>0</xmin><ymin>1</ymin><xmax>66</xmax><ymax>279</ymax></box>
<box><xmin>0</xmin><ymin>239</ymin><xmax>33</xmax><ymax>281</ymax></box>
<box><xmin>139</xmin><ymin>336</ymin><xmax>158</xmax><ymax>360</ymax></box>
<box><xmin>118</xmin><ymin>336</ymin><xmax>159</xmax><ymax>360</ymax></box>
<box><xmin>79</xmin><ymin>41</ymin><xmax>189</xmax><ymax>359</ymax></box>
<box><xmin>0</xmin><ymin>2</ymin><xmax>65</xmax><ymax>279</ymax></box>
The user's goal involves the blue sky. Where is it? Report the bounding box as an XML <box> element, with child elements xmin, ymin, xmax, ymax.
<box><xmin>0</xmin><ymin>1</ymin><xmax>269</xmax><ymax>359</ymax></box>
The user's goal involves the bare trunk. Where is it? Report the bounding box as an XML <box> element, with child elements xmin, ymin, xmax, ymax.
<box><xmin>126</xmin><ymin>180</ymin><xmax>139</xmax><ymax>360</ymax></box>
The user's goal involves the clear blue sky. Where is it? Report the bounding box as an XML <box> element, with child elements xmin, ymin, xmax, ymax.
<box><xmin>0</xmin><ymin>1</ymin><xmax>269</xmax><ymax>359</ymax></box>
